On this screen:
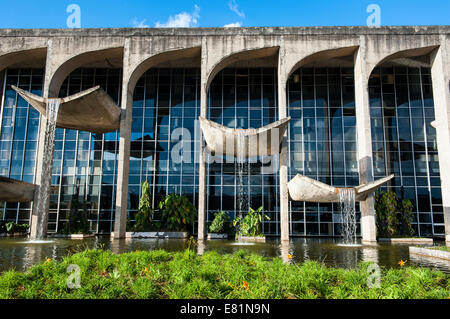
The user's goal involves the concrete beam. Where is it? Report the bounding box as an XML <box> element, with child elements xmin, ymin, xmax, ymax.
<box><xmin>113</xmin><ymin>39</ymin><xmax>132</xmax><ymax>239</ymax></box>
<box><xmin>430</xmin><ymin>36</ymin><xmax>450</xmax><ymax>245</ymax></box>
<box><xmin>0</xmin><ymin>177</ymin><xmax>36</xmax><ymax>202</ymax></box>
<box><xmin>354</xmin><ymin>38</ymin><xmax>377</xmax><ymax>243</ymax></box>
<box><xmin>278</xmin><ymin>37</ymin><xmax>289</xmax><ymax>242</ymax></box>
<box><xmin>12</xmin><ymin>85</ymin><xmax>121</xmax><ymax>134</ymax></box>
<box><xmin>197</xmin><ymin>37</ymin><xmax>208</xmax><ymax>241</ymax></box>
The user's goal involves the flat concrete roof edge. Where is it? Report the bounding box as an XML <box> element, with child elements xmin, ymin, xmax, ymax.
<box><xmin>0</xmin><ymin>26</ymin><xmax>449</xmax><ymax>37</ymax></box>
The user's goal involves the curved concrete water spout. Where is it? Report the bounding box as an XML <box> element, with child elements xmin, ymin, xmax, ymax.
<box><xmin>0</xmin><ymin>176</ymin><xmax>36</xmax><ymax>202</ymax></box>
<box><xmin>199</xmin><ymin>116</ymin><xmax>291</xmax><ymax>157</ymax></box>
<box><xmin>12</xmin><ymin>85</ymin><xmax>121</xmax><ymax>134</ymax></box>
<box><xmin>288</xmin><ymin>174</ymin><xmax>394</xmax><ymax>202</ymax></box>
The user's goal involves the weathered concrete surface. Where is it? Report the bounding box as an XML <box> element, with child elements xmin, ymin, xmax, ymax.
<box><xmin>199</xmin><ymin>117</ymin><xmax>290</xmax><ymax>157</ymax></box>
<box><xmin>0</xmin><ymin>176</ymin><xmax>36</xmax><ymax>202</ymax></box>
<box><xmin>378</xmin><ymin>238</ymin><xmax>433</xmax><ymax>244</ymax></box>
<box><xmin>288</xmin><ymin>174</ymin><xmax>394</xmax><ymax>203</ymax></box>
<box><xmin>409</xmin><ymin>246</ymin><xmax>450</xmax><ymax>261</ymax></box>
<box><xmin>12</xmin><ymin>85</ymin><xmax>121</xmax><ymax>134</ymax></box>
<box><xmin>430</xmin><ymin>36</ymin><xmax>450</xmax><ymax>245</ymax></box>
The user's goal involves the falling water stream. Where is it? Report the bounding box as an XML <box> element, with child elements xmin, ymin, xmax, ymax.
<box><xmin>337</xmin><ymin>188</ymin><xmax>357</xmax><ymax>245</ymax></box>
<box><xmin>236</xmin><ymin>131</ymin><xmax>250</xmax><ymax>236</ymax></box>
<box><xmin>34</xmin><ymin>99</ymin><xmax>60</xmax><ymax>240</ymax></box>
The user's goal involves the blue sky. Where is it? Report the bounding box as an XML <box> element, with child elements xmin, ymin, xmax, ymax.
<box><xmin>1</xmin><ymin>0</ymin><xmax>449</xmax><ymax>29</ymax></box>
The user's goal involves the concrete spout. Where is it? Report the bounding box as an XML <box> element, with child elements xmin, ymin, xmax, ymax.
<box><xmin>0</xmin><ymin>176</ymin><xmax>37</xmax><ymax>202</ymax></box>
<box><xmin>199</xmin><ymin>116</ymin><xmax>290</xmax><ymax>157</ymax></box>
<box><xmin>288</xmin><ymin>174</ymin><xmax>394</xmax><ymax>202</ymax></box>
<box><xmin>12</xmin><ymin>85</ymin><xmax>121</xmax><ymax>134</ymax></box>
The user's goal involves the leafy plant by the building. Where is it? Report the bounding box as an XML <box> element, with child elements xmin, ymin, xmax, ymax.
<box><xmin>132</xmin><ymin>180</ymin><xmax>154</xmax><ymax>232</ymax></box>
<box><xmin>209</xmin><ymin>211</ymin><xmax>231</xmax><ymax>234</ymax></box>
<box><xmin>233</xmin><ymin>206</ymin><xmax>270</xmax><ymax>237</ymax></box>
<box><xmin>375</xmin><ymin>190</ymin><xmax>415</xmax><ymax>238</ymax></box>
<box><xmin>60</xmin><ymin>196</ymin><xmax>90</xmax><ymax>234</ymax></box>
<box><xmin>158</xmin><ymin>194</ymin><xmax>197</xmax><ymax>232</ymax></box>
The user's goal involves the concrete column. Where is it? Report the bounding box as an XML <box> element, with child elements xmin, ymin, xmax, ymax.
<box><xmin>113</xmin><ymin>39</ymin><xmax>132</xmax><ymax>239</ymax></box>
<box><xmin>354</xmin><ymin>38</ymin><xmax>377</xmax><ymax>243</ymax></box>
<box><xmin>30</xmin><ymin>39</ymin><xmax>52</xmax><ymax>239</ymax></box>
<box><xmin>278</xmin><ymin>37</ymin><xmax>290</xmax><ymax>242</ymax></box>
<box><xmin>197</xmin><ymin>37</ymin><xmax>208</xmax><ymax>241</ymax></box>
<box><xmin>430</xmin><ymin>36</ymin><xmax>450</xmax><ymax>245</ymax></box>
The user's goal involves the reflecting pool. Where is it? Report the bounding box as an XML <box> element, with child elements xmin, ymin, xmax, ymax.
<box><xmin>0</xmin><ymin>237</ymin><xmax>448</xmax><ymax>274</ymax></box>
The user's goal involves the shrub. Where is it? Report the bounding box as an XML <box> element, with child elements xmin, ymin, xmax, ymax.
<box><xmin>209</xmin><ymin>211</ymin><xmax>231</xmax><ymax>234</ymax></box>
<box><xmin>3</xmin><ymin>222</ymin><xmax>29</xmax><ymax>234</ymax></box>
<box><xmin>158</xmin><ymin>194</ymin><xmax>197</xmax><ymax>232</ymax></box>
<box><xmin>133</xmin><ymin>180</ymin><xmax>153</xmax><ymax>232</ymax></box>
<box><xmin>375</xmin><ymin>190</ymin><xmax>414</xmax><ymax>238</ymax></box>
<box><xmin>233</xmin><ymin>206</ymin><xmax>270</xmax><ymax>237</ymax></box>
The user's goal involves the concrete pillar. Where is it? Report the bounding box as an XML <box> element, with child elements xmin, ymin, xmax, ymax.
<box><xmin>278</xmin><ymin>37</ymin><xmax>290</xmax><ymax>242</ymax></box>
<box><xmin>197</xmin><ymin>37</ymin><xmax>208</xmax><ymax>241</ymax></box>
<box><xmin>30</xmin><ymin>40</ymin><xmax>52</xmax><ymax>239</ymax></box>
<box><xmin>354</xmin><ymin>38</ymin><xmax>377</xmax><ymax>243</ymax></box>
<box><xmin>113</xmin><ymin>39</ymin><xmax>132</xmax><ymax>239</ymax></box>
<box><xmin>430</xmin><ymin>36</ymin><xmax>450</xmax><ymax>245</ymax></box>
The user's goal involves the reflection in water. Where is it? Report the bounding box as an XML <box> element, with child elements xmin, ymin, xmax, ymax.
<box><xmin>0</xmin><ymin>237</ymin><xmax>448</xmax><ymax>274</ymax></box>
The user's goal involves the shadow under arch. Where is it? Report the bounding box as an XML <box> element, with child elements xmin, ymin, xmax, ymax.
<box><xmin>0</xmin><ymin>47</ymin><xmax>47</xmax><ymax>72</ymax></box>
<box><xmin>48</xmin><ymin>47</ymin><xmax>124</xmax><ymax>97</ymax></box>
<box><xmin>286</xmin><ymin>46</ymin><xmax>359</xmax><ymax>81</ymax></box>
<box><xmin>127</xmin><ymin>46</ymin><xmax>201</xmax><ymax>97</ymax></box>
<box><xmin>369</xmin><ymin>45</ymin><xmax>439</xmax><ymax>76</ymax></box>
<box><xmin>206</xmin><ymin>46</ymin><xmax>279</xmax><ymax>93</ymax></box>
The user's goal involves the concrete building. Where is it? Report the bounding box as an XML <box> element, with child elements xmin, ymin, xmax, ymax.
<box><xmin>0</xmin><ymin>26</ymin><xmax>448</xmax><ymax>243</ymax></box>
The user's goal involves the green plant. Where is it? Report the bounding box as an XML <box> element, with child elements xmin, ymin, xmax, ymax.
<box><xmin>158</xmin><ymin>194</ymin><xmax>197</xmax><ymax>232</ymax></box>
<box><xmin>1</xmin><ymin>249</ymin><xmax>448</xmax><ymax>299</ymax></box>
<box><xmin>133</xmin><ymin>180</ymin><xmax>153</xmax><ymax>232</ymax></box>
<box><xmin>375</xmin><ymin>190</ymin><xmax>415</xmax><ymax>238</ymax></box>
<box><xmin>4</xmin><ymin>222</ymin><xmax>29</xmax><ymax>234</ymax></box>
<box><xmin>209</xmin><ymin>211</ymin><xmax>231</xmax><ymax>234</ymax></box>
<box><xmin>233</xmin><ymin>206</ymin><xmax>270</xmax><ymax>237</ymax></box>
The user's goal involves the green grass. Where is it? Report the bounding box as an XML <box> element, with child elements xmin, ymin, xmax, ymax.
<box><xmin>0</xmin><ymin>249</ymin><xmax>448</xmax><ymax>299</ymax></box>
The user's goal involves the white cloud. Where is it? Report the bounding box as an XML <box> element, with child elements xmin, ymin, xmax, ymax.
<box><xmin>224</xmin><ymin>22</ymin><xmax>242</xmax><ymax>27</ymax></box>
<box><xmin>155</xmin><ymin>5</ymin><xmax>200</xmax><ymax>28</ymax></box>
<box><xmin>131</xmin><ymin>18</ymin><xmax>149</xmax><ymax>28</ymax></box>
<box><xmin>228</xmin><ymin>0</ymin><xmax>245</xmax><ymax>18</ymax></box>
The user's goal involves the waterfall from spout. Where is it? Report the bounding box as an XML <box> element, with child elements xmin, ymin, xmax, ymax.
<box><xmin>34</xmin><ymin>99</ymin><xmax>60</xmax><ymax>239</ymax></box>
<box><xmin>337</xmin><ymin>188</ymin><xmax>357</xmax><ymax>245</ymax></box>
<box><xmin>236</xmin><ymin>131</ymin><xmax>249</xmax><ymax>230</ymax></box>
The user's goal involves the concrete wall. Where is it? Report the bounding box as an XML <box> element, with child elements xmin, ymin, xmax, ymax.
<box><xmin>0</xmin><ymin>26</ymin><xmax>448</xmax><ymax>241</ymax></box>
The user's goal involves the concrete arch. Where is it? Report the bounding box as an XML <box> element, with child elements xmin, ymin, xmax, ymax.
<box><xmin>47</xmin><ymin>47</ymin><xmax>124</xmax><ymax>97</ymax></box>
<box><xmin>206</xmin><ymin>46</ymin><xmax>279</xmax><ymax>91</ymax></box>
<box><xmin>369</xmin><ymin>45</ymin><xmax>439</xmax><ymax>75</ymax></box>
<box><xmin>0</xmin><ymin>47</ymin><xmax>47</xmax><ymax>72</ymax></box>
<box><xmin>286</xmin><ymin>46</ymin><xmax>359</xmax><ymax>80</ymax></box>
<box><xmin>127</xmin><ymin>46</ymin><xmax>201</xmax><ymax>96</ymax></box>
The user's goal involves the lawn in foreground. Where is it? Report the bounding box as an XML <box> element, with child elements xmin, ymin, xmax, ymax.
<box><xmin>0</xmin><ymin>249</ymin><xmax>448</xmax><ymax>299</ymax></box>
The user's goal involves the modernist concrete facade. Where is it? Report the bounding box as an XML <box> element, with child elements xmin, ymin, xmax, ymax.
<box><xmin>0</xmin><ymin>26</ymin><xmax>449</xmax><ymax>243</ymax></box>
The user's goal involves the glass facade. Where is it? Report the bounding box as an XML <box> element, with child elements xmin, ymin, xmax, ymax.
<box><xmin>369</xmin><ymin>66</ymin><xmax>443</xmax><ymax>236</ymax></box>
<box><xmin>129</xmin><ymin>68</ymin><xmax>201</xmax><ymax>223</ymax></box>
<box><xmin>207</xmin><ymin>68</ymin><xmax>280</xmax><ymax>235</ymax></box>
<box><xmin>0</xmin><ymin>69</ymin><xmax>42</xmax><ymax>224</ymax></box>
<box><xmin>287</xmin><ymin>67</ymin><xmax>360</xmax><ymax>236</ymax></box>
<box><xmin>0</xmin><ymin>64</ymin><xmax>444</xmax><ymax>238</ymax></box>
